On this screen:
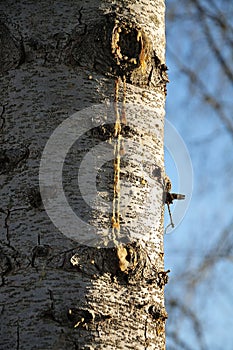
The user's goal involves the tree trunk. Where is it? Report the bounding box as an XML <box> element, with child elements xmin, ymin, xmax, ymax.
<box><xmin>0</xmin><ymin>1</ymin><xmax>167</xmax><ymax>349</ymax></box>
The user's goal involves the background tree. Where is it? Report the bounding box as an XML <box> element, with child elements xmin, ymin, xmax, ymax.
<box><xmin>0</xmin><ymin>1</ymin><xmax>169</xmax><ymax>349</ymax></box>
<box><xmin>165</xmin><ymin>1</ymin><xmax>233</xmax><ymax>349</ymax></box>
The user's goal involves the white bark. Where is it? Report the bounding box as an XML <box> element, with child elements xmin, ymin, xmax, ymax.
<box><xmin>0</xmin><ymin>1</ymin><xmax>167</xmax><ymax>349</ymax></box>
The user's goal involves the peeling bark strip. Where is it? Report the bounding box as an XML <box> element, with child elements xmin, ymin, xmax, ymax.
<box><xmin>0</xmin><ymin>0</ymin><xmax>167</xmax><ymax>349</ymax></box>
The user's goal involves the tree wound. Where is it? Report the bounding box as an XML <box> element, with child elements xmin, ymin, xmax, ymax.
<box><xmin>111</xmin><ymin>21</ymin><xmax>151</xmax><ymax>77</ymax></box>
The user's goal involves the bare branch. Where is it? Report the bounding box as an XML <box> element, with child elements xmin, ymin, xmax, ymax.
<box><xmin>168</xmin><ymin>48</ymin><xmax>233</xmax><ymax>136</ymax></box>
<box><xmin>190</xmin><ymin>0</ymin><xmax>233</xmax><ymax>83</ymax></box>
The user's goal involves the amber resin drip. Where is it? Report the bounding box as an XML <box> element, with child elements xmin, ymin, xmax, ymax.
<box><xmin>111</xmin><ymin>76</ymin><xmax>127</xmax><ymax>242</ymax></box>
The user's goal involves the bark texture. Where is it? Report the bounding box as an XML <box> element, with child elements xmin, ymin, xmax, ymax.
<box><xmin>0</xmin><ymin>1</ymin><xmax>167</xmax><ymax>349</ymax></box>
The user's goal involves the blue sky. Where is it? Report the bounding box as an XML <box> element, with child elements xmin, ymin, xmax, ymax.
<box><xmin>164</xmin><ymin>1</ymin><xmax>233</xmax><ymax>349</ymax></box>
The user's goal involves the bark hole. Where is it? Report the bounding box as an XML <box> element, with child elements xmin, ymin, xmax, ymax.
<box><xmin>111</xmin><ymin>22</ymin><xmax>150</xmax><ymax>75</ymax></box>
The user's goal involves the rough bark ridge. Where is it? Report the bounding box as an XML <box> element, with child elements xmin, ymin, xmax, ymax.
<box><xmin>0</xmin><ymin>1</ymin><xmax>167</xmax><ymax>349</ymax></box>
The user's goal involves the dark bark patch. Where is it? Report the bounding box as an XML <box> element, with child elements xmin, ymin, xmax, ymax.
<box><xmin>31</xmin><ymin>245</ymin><xmax>52</xmax><ymax>268</ymax></box>
<box><xmin>157</xmin><ymin>269</ymin><xmax>170</xmax><ymax>288</ymax></box>
<box><xmin>90</xmin><ymin>123</ymin><xmax>139</xmax><ymax>141</ymax></box>
<box><xmin>70</xmin><ymin>246</ymin><xmax>119</xmax><ymax>277</ymax></box>
<box><xmin>0</xmin><ymin>249</ymin><xmax>12</xmax><ymax>285</ymax></box>
<box><xmin>67</xmin><ymin>307</ymin><xmax>112</xmax><ymax>329</ymax></box>
<box><xmin>67</xmin><ymin>308</ymin><xmax>95</xmax><ymax>328</ymax></box>
<box><xmin>0</xmin><ymin>144</ymin><xmax>29</xmax><ymax>174</ymax></box>
<box><xmin>27</xmin><ymin>188</ymin><xmax>43</xmax><ymax>209</ymax></box>
<box><xmin>148</xmin><ymin>305</ymin><xmax>167</xmax><ymax>320</ymax></box>
<box><xmin>70</xmin><ymin>242</ymin><xmax>149</xmax><ymax>285</ymax></box>
<box><xmin>148</xmin><ymin>305</ymin><xmax>168</xmax><ymax>336</ymax></box>
<box><xmin>0</xmin><ymin>21</ymin><xmax>25</xmax><ymax>74</ymax></box>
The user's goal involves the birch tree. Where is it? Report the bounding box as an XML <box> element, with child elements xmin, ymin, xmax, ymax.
<box><xmin>0</xmin><ymin>1</ymin><xmax>168</xmax><ymax>349</ymax></box>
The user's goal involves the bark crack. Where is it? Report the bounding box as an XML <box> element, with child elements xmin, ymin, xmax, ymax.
<box><xmin>144</xmin><ymin>318</ymin><xmax>149</xmax><ymax>350</ymax></box>
<box><xmin>0</xmin><ymin>205</ymin><xmax>30</xmax><ymax>285</ymax></box>
<box><xmin>1</xmin><ymin>206</ymin><xmax>29</xmax><ymax>246</ymax></box>
<box><xmin>0</xmin><ymin>105</ymin><xmax>6</xmax><ymax>131</ymax></box>
<box><xmin>16</xmin><ymin>320</ymin><xmax>20</xmax><ymax>350</ymax></box>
